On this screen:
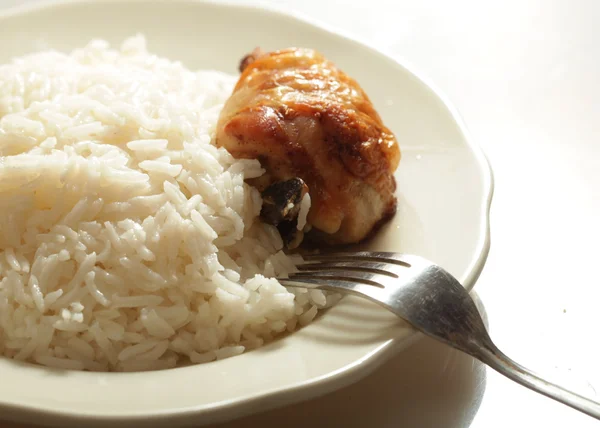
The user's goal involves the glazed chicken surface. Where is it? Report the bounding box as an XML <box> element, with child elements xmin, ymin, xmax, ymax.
<box><xmin>216</xmin><ymin>48</ymin><xmax>401</xmax><ymax>245</ymax></box>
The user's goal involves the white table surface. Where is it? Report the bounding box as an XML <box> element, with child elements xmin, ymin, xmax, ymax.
<box><xmin>1</xmin><ymin>0</ymin><xmax>599</xmax><ymax>427</ymax></box>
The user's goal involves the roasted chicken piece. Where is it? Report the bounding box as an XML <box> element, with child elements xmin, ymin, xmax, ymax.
<box><xmin>216</xmin><ymin>48</ymin><xmax>401</xmax><ymax>245</ymax></box>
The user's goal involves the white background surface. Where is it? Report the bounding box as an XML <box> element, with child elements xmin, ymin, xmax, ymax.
<box><xmin>1</xmin><ymin>0</ymin><xmax>599</xmax><ymax>427</ymax></box>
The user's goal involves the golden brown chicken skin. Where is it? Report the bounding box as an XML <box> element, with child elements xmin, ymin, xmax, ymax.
<box><xmin>216</xmin><ymin>48</ymin><xmax>400</xmax><ymax>245</ymax></box>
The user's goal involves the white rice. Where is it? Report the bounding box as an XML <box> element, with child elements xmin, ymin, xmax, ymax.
<box><xmin>297</xmin><ymin>193</ymin><xmax>311</xmax><ymax>231</ymax></box>
<box><xmin>0</xmin><ymin>35</ymin><xmax>336</xmax><ymax>372</ymax></box>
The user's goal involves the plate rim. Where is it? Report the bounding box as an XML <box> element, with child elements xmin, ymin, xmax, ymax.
<box><xmin>0</xmin><ymin>0</ymin><xmax>494</xmax><ymax>425</ymax></box>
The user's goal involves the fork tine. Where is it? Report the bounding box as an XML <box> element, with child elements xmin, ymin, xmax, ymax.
<box><xmin>289</xmin><ymin>270</ymin><xmax>387</xmax><ymax>288</ymax></box>
<box><xmin>303</xmin><ymin>251</ymin><xmax>412</xmax><ymax>267</ymax></box>
<box><xmin>280</xmin><ymin>277</ymin><xmax>353</xmax><ymax>291</ymax></box>
<box><xmin>297</xmin><ymin>261</ymin><xmax>399</xmax><ymax>278</ymax></box>
<box><xmin>279</xmin><ymin>277</ymin><xmax>383</xmax><ymax>298</ymax></box>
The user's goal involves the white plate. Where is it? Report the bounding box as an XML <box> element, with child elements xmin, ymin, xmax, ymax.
<box><xmin>0</xmin><ymin>0</ymin><xmax>493</xmax><ymax>426</ymax></box>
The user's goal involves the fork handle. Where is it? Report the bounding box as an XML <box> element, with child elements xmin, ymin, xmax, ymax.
<box><xmin>478</xmin><ymin>343</ymin><xmax>600</xmax><ymax>420</ymax></box>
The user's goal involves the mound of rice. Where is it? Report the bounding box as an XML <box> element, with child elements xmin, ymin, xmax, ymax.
<box><xmin>0</xmin><ymin>36</ymin><xmax>338</xmax><ymax>372</ymax></box>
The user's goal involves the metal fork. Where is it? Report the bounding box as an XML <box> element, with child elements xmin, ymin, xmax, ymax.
<box><xmin>278</xmin><ymin>251</ymin><xmax>600</xmax><ymax>420</ymax></box>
